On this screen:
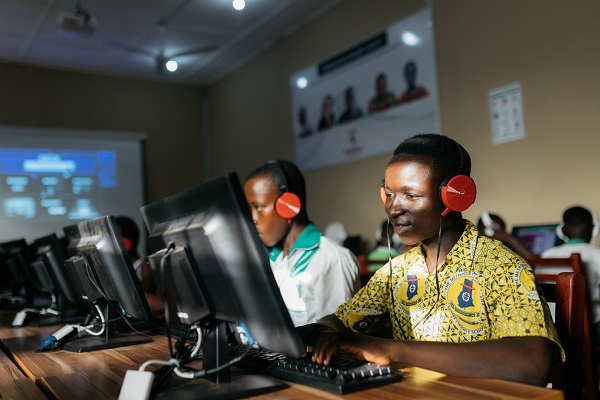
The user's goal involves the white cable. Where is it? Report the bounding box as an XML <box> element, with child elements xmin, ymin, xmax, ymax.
<box><xmin>170</xmin><ymin>327</ymin><xmax>205</xmax><ymax>379</ymax></box>
<box><xmin>72</xmin><ymin>303</ymin><xmax>105</xmax><ymax>336</ymax></box>
<box><xmin>139</xmin><ymin>359</ymin><xmax>176</xmax><ymax>372</ymax></box>
<box><xmin>174</xmin><ymin>366</ymin><xmax>195</xmax><ymax>379</ymax></box>
<box><xmin>189</xmin><ymin>327</ymin><xmax>202</xmax><ymax>358</ymax></box>
<box><xmin>39</xmin><ymin>307</ymin><xmax>60</xmax><ymax>316</ymax></box>
<box><xmin>83</xmin><ymin>303</ymin><xmax>106</xmax><ymax>336</ymax></box>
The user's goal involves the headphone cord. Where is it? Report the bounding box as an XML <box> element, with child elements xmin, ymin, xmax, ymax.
<box><xmin>390</xmin><ymin>216</ymin><xmax>443</xmax><ymax>336</ymax></box>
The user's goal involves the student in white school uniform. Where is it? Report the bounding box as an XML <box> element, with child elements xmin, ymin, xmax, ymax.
<box><xmin>542</xmin><ymin>205</ymin><xmax>600</xmax><ymax>341</ymax></box>
<box><xmin>244</xmin><ymin>159</ymin><xmax>360</xmax><ymax>327</ymax></box>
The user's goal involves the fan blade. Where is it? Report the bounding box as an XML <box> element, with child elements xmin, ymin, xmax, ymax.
<box><xmin>105</xmin><ymin>39</ymin><xmax>155</xmax><ymax>59</ymax></box>
<box><xmin>169</xmin><ymin>44</ymin><xmax>218</xmax><ymax>58</ymax></box>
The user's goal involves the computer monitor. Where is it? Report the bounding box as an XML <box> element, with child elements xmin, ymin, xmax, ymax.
<box><xmin>0</xmin><ymin>238</ymin><xmax>37</xmax><ymax>305</ymax></box>
<box><xmin>140</xmin><ymin>173</ymin><xmax>304</xmax><ymax>398</ymax></box>
<box><xmin>511</xmin><ymin>223</ymin><xmax>564</xmax><ymax>256</ymax></box>
<box><xmin>27</xmin><ymin>233</ymin><xmax>87</xmax><ymax>325</ymax></box>
<box><xmin>60</xmin><ymin>215</ymin><xmax>153</xmax><ymax>352</ymax></box>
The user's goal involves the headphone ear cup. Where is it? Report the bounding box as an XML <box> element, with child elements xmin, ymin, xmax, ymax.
<box><xmin>591</xmin><ymin>209</ymin><xmax>599</xmax><ymax>242</ymax></box>
<box><xmin>439</xmin><ymin>175</ymin><xmax>477</xmax><ymax>217</ymax></box>
<box><xmin>275</xmin><ymin>192</ymin><xmax>302</xmax><ymax>219</ymax></box>
<box><xmin>121</xmin><ymin>236</ymin><xmax>133</xmax><ymax>252</ymax></box>
<box><xmin>556</xmin><ymin>223</ymin><xmax>568</xmax><ymax>243</ymax></box>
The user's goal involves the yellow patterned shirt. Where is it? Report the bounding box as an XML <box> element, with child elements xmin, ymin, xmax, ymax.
<box><xmin>335</xmin><ymin>220</ymin><xmax>564</xmax><ymax>361</ymax></box>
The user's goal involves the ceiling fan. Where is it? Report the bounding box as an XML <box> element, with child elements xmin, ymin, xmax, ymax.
<box><xmin>105</xmin><ymin>20</ymin><xmax>218</xmax><ymax>75</ymax></box>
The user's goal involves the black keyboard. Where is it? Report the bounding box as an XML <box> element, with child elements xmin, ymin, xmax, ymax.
<box><xmin>228</xmin><ymin>344</ymin><xmax>402</xmax><ymax>395</ymax></box>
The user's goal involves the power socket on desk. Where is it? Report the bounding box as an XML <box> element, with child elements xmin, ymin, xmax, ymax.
<box><xmin>118</xmin><ymin>370</ymin><xmax>154</xmax><ymax>400</ymax></box>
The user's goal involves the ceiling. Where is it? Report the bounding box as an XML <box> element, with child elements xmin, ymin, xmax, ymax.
<box><xmin>0</xmin><ymin>0</ymin><xmax>341</xmax><ymax>87</ymax></box>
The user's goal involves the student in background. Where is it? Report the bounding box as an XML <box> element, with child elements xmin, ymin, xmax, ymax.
<box><xmin>299</xmin><ymin>134</ymin><xmax>562</xmax><ymax>386</ymax></box>
<box><xmin>114</xmin><ymin>216</ymin><xmax>163</xmax><ymax>318</ymax></box>
<box><xmin>244</xmin><ymin>160</ymin><xmax>360</xmax><ymax>327</ymax></box>
<box><xmin>477</xmin><ymin>212</ymin><xmax>534</xmax><ymax>259</ymax></box>
<box><xmin>542</xmin><ymin>205</ymin><xmax>600</xmax><ymax>341</ymax></box>
<box><xmin>366</xmin><ymin>219</ymin><xmax>402</xmax><ymax>273</ymax></box>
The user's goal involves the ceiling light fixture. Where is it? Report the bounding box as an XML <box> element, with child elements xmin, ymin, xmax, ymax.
<box><xmin>232</xmin><ymin>0</ymin><xmax>245</xmax><ymax>11</ymax></box>
<box><xmin>165</xmin><ymin>60</ymin><xmax>178</xmax><ymax>72</ymax></box>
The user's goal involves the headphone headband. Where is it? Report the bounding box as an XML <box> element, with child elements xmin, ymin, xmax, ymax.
<box><xmin>267</xmin><ymin>160</ymin><xmax>289</xmax><ymax>194</ymax></box>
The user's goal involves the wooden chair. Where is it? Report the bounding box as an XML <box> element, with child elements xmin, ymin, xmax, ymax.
<box><xmin>526</xmin><ymin>253</ymin><xmax>584</xmax><ymax>283</ymax></box>
<box><xmin>531</xmin><ymin>253</ymin><xmax>600</xmax><ymax>400</ymax></box>
<box><xmin>526</xmin><ymin>253</ymin><xmax>599</xmax><ymax>399</ymax></box>
<box><xmin>540</xmin><ymin>272</ymin><xmax>587</xmax><ymax>399</ymax></box>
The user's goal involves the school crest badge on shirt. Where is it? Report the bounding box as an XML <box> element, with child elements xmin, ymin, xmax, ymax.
<box><xmin>445</xmin><ymin>271</ymin><xmax>485</xmax><ymax>334</ymax></box>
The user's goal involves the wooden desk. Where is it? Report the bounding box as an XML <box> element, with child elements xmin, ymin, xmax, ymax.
<box><xmin>0</xmin><ymin>318</ymin><xmax>564</xmax><ymax>400</ymax></box>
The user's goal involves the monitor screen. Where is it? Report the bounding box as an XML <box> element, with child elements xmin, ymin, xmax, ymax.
<box><xmin>60</xmin><ymin>215</ymin><xmax>153</xmax><ymax>352</ymax></box>
<box><xmin>511</xmin><ymin>224</ymin><xmax>564</xmax><ymax>256</ymax></box>
<box><xmin>140</xmin><ymin>173</ymin><xmax>304</xmax><ymax>396</ymax></box>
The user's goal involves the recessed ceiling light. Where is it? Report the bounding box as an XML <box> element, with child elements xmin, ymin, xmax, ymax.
<box><xmin>233</xmin><ymin>0</ymin><xmax>245</xmax><ymax>11</ymax></box>
<box><xmin>166</xmin><ymin>60</ymin><xmax>178</xmax><ymax>72</ymax></box>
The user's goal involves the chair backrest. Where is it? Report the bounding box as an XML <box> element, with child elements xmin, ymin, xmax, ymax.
<box><xmin>540</xmin><ymin>272</ymin><xmax>586</xmax><ymax>399</ymax></box>
<box><xmin>527</xmin><ymin>253</ymin><xmax>599</xmax><ymax>400</ymax></box>
<box><xmin>526</xmin><ymin>253</ymin><xmax>584</xmax><ymax>283</ymax></box>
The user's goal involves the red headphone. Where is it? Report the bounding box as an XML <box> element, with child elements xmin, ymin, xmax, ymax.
<box><xmin>268</xmin><ymin>160</ymin><xmax>302</xmax><ymax>220</ymax></box>
<box><xmin>121</xmin><ymin>236</ymin><xmax>133</xmax><ymax>252</ymax></box>
<box><xmin>379</xmin><ymin>142</ymin><xmax>476</xmax><ymax>216</ymax></box>
<box><xmin>439</xmin><ymin>142</ymin><xmax>476</xmax><ymax>216</ymax></box>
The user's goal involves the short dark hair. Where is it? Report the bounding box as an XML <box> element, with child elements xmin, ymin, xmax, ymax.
<box><xmin>246</xmin><ymin>160</ymin><xmax>307</xmax><ymax>208</ymax></box>
<box><xmin>392</xmin><ymin>133</ymin><xmax>471</xmax><ymax>182</ymax></box>
<box><xmin>563</xmin><ymin>206</ymin><xmax>594</xmax><ymax>226</ymax></box>
<box><xmin>476</xmin><ymin>213</ymin><xmax>505</xmax><ymax>232</ymax></box>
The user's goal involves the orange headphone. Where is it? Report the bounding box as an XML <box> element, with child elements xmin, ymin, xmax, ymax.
<box><xmin>268</xmin><ymin>160</ymin><xmax>302</xmax><ymax>220</ymax></box>
<box><xmin>379</xmin><ymin>141</ymin><xmax>476</xmax><ymax>216</ymax></box>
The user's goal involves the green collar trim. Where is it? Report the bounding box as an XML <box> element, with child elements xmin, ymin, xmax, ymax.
<box><xmin>565</xmin><ymin>238</ymin><xmax>588</xmax><ymax>244</ymax></box>
<box><xmin>269</xmin><ymin>223</ymin><xmax>321</xmax><ymax>261</ymax></box>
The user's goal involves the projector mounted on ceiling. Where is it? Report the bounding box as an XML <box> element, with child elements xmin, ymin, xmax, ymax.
<box><xmin>58</xmin><ymin>1</ymin><xmax>96</xmax><ymax>38</ymax></box>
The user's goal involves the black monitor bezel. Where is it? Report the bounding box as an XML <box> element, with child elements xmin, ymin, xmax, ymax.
<box><xmin>141</xmin><ymin>173</ymin><xmax>304</xmax><ymax>358</ymax></box>
<box><xmin>58</xmin><ymin>215</ymin><xmax>153</xmax><ymax>352</ymax></box>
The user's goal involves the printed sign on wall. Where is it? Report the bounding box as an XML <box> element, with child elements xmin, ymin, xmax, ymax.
<box><xmin>290</xmin><ymin>7</ymin><xmax>438</xmax><ymax>171</ymax></box>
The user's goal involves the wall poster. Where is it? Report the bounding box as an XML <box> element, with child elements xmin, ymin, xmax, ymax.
<box><xmin>290</xmin><ymin>6</ymin><xmax>438</xmax><ymax>171</ymax></box>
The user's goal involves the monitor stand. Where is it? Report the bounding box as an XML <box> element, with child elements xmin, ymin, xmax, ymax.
<box><xmin>62</xmin><ymin>300</ymin><xmax>150</xmax><ymax>352</ymax></box>
<box><xmin>156</xmin><ymin>320</ymin><xmax>287</xmax><ymax>400</ymax></box>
